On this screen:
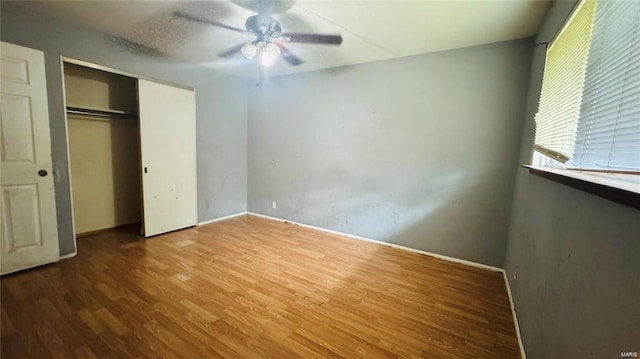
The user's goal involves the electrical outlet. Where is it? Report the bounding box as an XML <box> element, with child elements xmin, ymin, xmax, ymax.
<box><xmin>272</xmin><ymin>201</ymin><xmax>277</xmax><ymax>209</ymax></box>
<box><xmin>513</xmin><ymin>271</ymin><xmax>517</xmax><ymax>280</ymax></box>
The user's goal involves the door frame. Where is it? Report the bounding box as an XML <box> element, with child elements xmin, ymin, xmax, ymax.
<box><xmin>60</xmin><ymin>56</ymin><xmax>197</xmax><ymax>247</ymax></box>
<box><xmin>61</xmin><ymin>57</ymin><xmax>194</xmax><ymax>91</ymax></box>
<box><xmin>58</xmin><ymin>57</ymin><xmax>78</xmax><ymax>258</ymax></box>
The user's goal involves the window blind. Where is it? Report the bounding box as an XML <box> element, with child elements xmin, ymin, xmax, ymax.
<box><xmin>534</xmin><ymin>0</ymin><xmax>596</xmax><ymax>163</ymax></box>
<box><xmin>570</xmin><ymin>0</ymin><xmax>640</xmax><ymax>171</ymax></box>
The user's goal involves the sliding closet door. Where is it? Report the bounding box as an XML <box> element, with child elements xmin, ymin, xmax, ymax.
<box><xmin>138</xmin><ymin>79</ymin><xmax>197</xmax><ymax>237</ymax></box>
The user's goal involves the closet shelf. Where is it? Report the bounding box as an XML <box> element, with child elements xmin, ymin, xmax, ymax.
<box><xmin>66</xmin><ymin>106</ymin><xmax>137</xmax><ymax>120</ymax></box>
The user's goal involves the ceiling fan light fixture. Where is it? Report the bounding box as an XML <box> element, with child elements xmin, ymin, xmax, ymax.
<box><xmin>241</xmin><ymin>42</ymin><xmax>258</xmax><ymax>59</ymax></box>
<box><xmin>261</xmin><ymin>43</ymin><xmax>281</xmax><ymax>66</ymax></box>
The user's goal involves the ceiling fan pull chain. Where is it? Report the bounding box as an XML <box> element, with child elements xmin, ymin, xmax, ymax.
<box><xmin>256</xmin><ymin>47</ymin><xmax>261</xmax><ymax>86</ymax></box>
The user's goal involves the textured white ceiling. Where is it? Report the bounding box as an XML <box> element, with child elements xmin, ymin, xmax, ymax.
<box><xmin>20</xmin><ymin>0</ymin><xmax>550</xmax><ymax>78</ymax></box>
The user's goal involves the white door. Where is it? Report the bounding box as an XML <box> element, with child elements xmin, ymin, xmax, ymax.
<box><xmin>138</xmin><ymin>79</ymin><xmax>197</xmax><ymax>237</ymax></box>
<box><xmin>1</xmin><ymin>42</ymin><xmax>59</xmax><ymax>275</ymax></box>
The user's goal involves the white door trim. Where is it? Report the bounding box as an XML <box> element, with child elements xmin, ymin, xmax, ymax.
<box><xmin>59</xmin><ymin>56</ymin><xmax>78</xmax><ymax>257</ymax></box>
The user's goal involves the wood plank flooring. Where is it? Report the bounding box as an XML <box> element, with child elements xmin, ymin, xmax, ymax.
<box><xmin>1</xmin><ymin>215</ymin><xmax>520</xmax><ymax>358</ymax></box>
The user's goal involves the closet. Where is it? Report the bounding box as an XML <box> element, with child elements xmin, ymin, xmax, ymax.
<box><xmin>63</xmin><ymin>61</ymin><xmax>197</xmax><ymax>238</ymax></box>
<box><xmin>65</xmin><ymin>63</ymin><xmax>140</xmax><ymax>236</ymax></box>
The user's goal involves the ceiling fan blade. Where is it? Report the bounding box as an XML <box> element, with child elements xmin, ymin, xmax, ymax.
<box><xmin>279</xmin><ymin>33</ymin><xmax>343</xmax><ymax>45</ymax></box>
<box><xmin>277</xmin><ymin>45</ymin><xmax>304</xmax><ymax>66</ymax></box>
<box><xmin>173</xmin><ymin>11</ymin><xmax>247</xmax><ymax>34</ymax></box>
<box><xmin>219</xmin><ymin>43</ymin><xmax>246</xmax><ymax>58</ymax></box>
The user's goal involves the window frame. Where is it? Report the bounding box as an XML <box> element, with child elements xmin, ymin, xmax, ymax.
<box><xmin>528</xmin><ymin>0</ymin><xmax>640</xmax><ymax>208</ymax></box>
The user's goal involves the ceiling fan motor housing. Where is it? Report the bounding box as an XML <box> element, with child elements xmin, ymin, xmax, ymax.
<box><xmin>245</xmin><ymin>15</ymin><xmax>282</xmax><ymax>41</ymax></box>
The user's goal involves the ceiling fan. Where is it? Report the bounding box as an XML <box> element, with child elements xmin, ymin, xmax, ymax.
<box><xmin>172</xmin><ymin>11</ymin><xmax>343</xmax><ymax>67</ymax></box>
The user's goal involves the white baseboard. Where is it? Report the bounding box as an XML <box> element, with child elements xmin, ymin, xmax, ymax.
<box><xmin>59</xmin><ymin>252</ymin><xmax>77</xmax><ymax>260</ymax></box>
<box><xmin>247</xmin><ymin>212</ymin><xmax>503</xmax><ymax>272</ymax></box>
<box><xmin>503</xmin><ymin>271</ymin><xmax>526</xmax><ymax>359</ymax></box>
<box><xmin>198</xmin><ymin>212</ymin><xmax>247</xmax><ymax>226</ymax></box>
<box><xmin>217</xmin><ymin>211</ymin><xmax>526</xmax><ymax>357</ymax></box>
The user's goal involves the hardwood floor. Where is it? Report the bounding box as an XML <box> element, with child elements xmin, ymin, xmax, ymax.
<box><xmin>1</xmin><ymin>215</ymin><xmax>520</xmax><ymax>358</ymax></box>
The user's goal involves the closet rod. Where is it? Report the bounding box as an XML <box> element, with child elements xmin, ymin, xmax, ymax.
<box><xmin>66</xmin><ymin>106</ymin><xmax>137</xmax><ymax>119</ymax></box>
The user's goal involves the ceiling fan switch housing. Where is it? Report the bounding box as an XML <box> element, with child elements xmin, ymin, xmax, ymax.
<box><xmin>245</xmin><ymin>15</ymin><xmax>282</xmax><ymax>40</ymax></box>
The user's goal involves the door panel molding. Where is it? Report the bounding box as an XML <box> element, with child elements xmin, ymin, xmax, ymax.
<box><xmin>1</xmin><ymin>41</ymin><xmax>59</xmax><ymax>275</ymax></box>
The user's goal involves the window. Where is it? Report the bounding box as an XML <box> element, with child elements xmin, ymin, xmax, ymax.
<box><xmin>533</xmin><ymin>0</ymin><xmax>640</xmax><ymax>174</ymax></box>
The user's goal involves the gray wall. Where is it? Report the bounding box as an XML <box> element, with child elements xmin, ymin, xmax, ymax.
<box><xmin>1</xmin><ymin>2</ymin><xmax>248</xmax><ymax>256</ymax></box>
<box><xmin>248</xmin><ymin>39</ymin><xmax>532</xmax><ymax>267</ymax></box>
<box><xmin>505</xmin><ymin>1</ymin><xmax>640</xmax><ymax>358</ymax></box>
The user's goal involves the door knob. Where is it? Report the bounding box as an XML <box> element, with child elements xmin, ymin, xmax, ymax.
<box><xmin>38</xmin><ymin>169</ymin><xmax>48</xmax><ymax>177</ymax></box>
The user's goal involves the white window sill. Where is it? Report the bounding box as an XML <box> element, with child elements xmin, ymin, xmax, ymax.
<box><xmin>523</xmin><ymin>165</ymin><xmax>640</xmax><ymax>210</ymax></box>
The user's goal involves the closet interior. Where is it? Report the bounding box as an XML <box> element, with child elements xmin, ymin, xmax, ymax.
<box><xmin>64</xmin><ymin>63</ymin><xmax>141</xmax><ymax>236</ymax></box>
